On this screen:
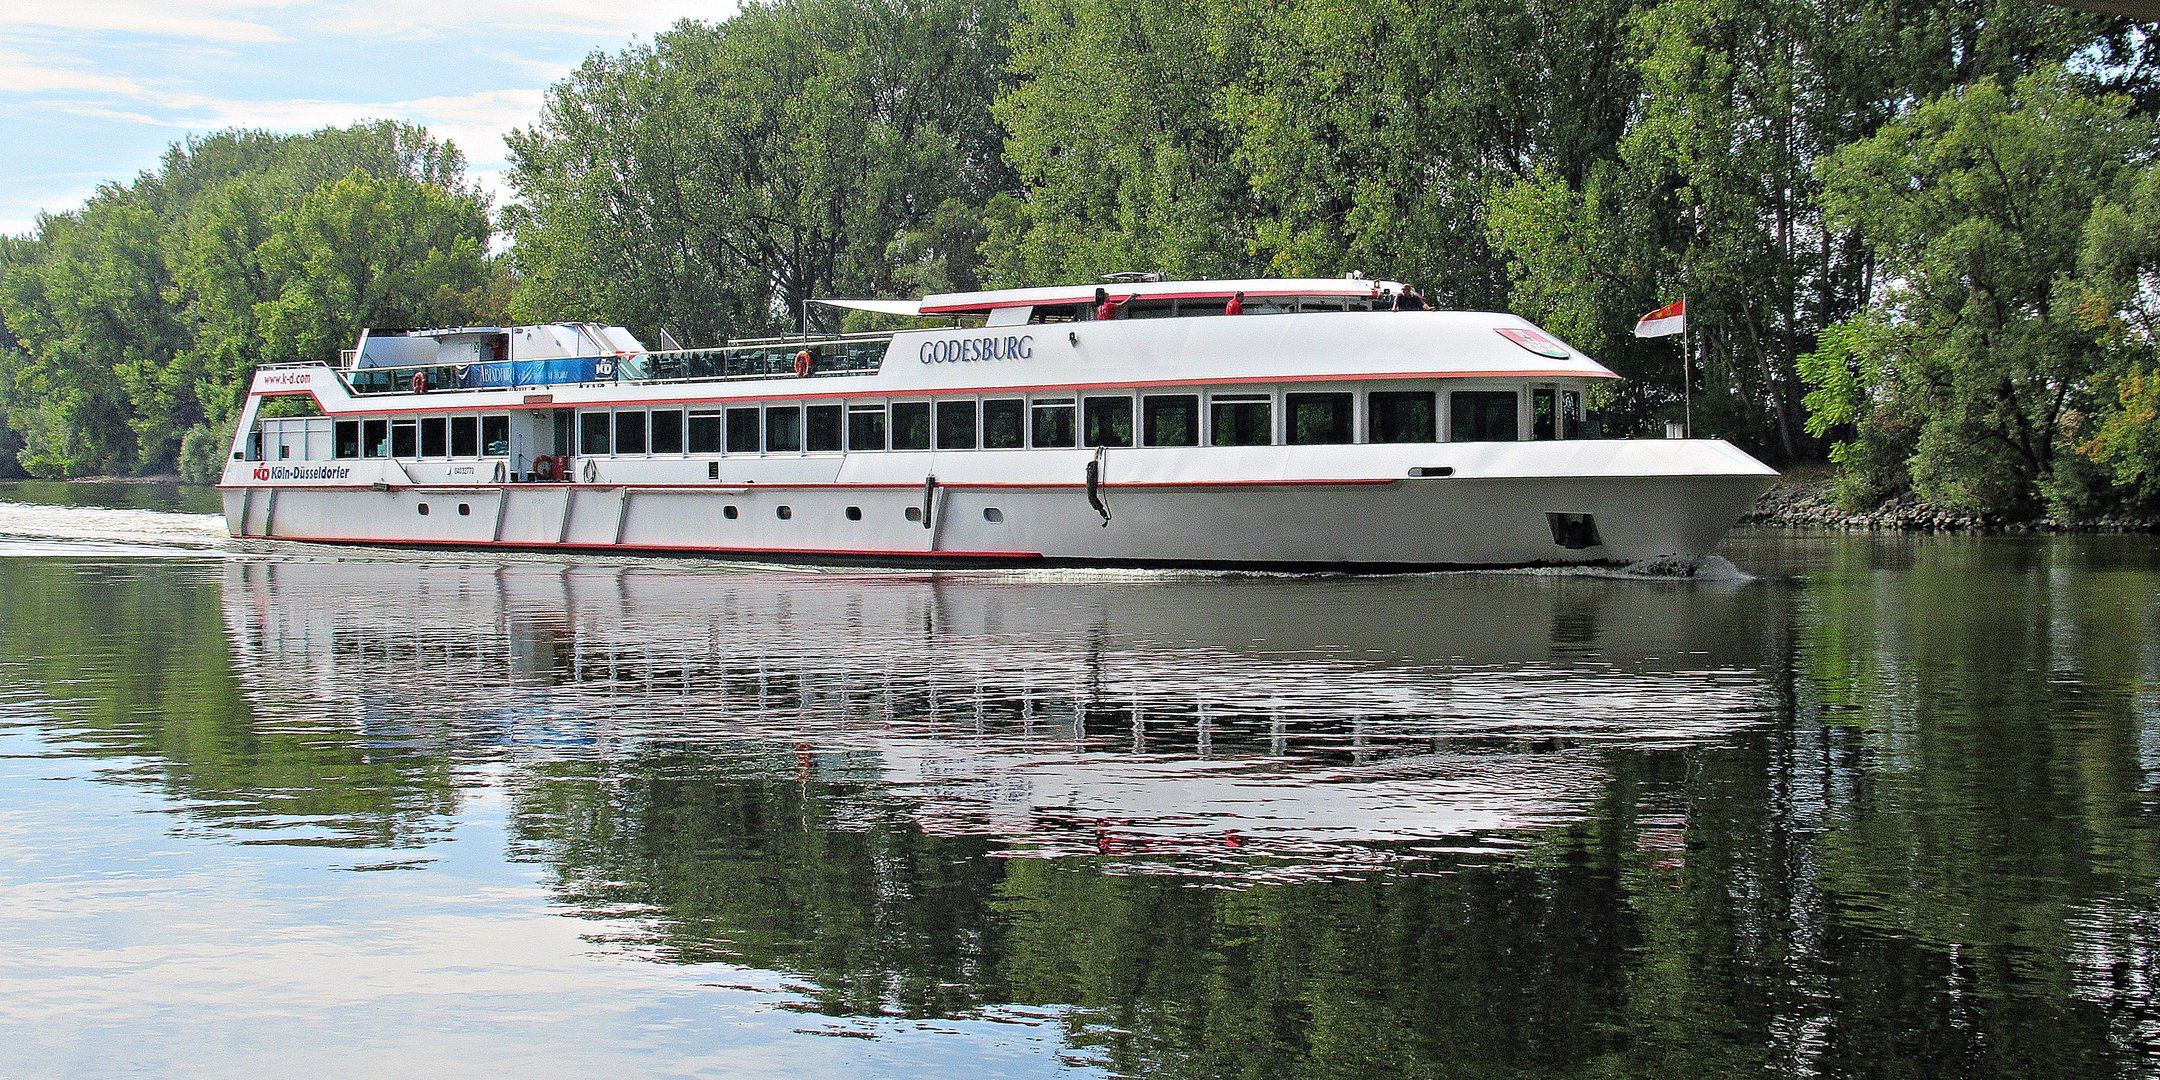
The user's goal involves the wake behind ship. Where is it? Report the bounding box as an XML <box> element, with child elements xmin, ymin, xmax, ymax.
<box><xmin>219</xmin><ymin>276</ymin><xmax>1776</xmax><ymax>570</ymax></box>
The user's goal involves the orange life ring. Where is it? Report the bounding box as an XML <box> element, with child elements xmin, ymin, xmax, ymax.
<box><xmin>410</xmin><ymin>370</ymin><xmax>427</xmax><ymax>393</ymax></box>
<box><xmin>794</xmin><ymin>350</ymin><xmax>813</xmax><ymax>378</ymax></box>
<box><xmin>533</xmin><ymin>456</ymin><xmax>555</xmax><ymax>481</ymax></box>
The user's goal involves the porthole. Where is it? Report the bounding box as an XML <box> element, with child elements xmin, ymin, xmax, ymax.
<box><xmin>777</xmin><ymin>505</ymin><xmax>792</xmax><ymax>520</ymax></box>
<box><xmin>845</xmin><ymin>506</ymin><xmax>863</xmax><ymax>521</ymax></box>
<box><xmin>418</xmin><ymin>503</ymin><xmax>431</xmax><ymax>516</ymax></box>
<box><xmin>904</xmin><ymin>506</ymin><xmax>923</xmax><ymax>522</ymax></box>
<box><xmin>457</xmin><ymin>503</ymin><xmax>471</xmax><ymax>516</ymax></box>
<box><xmin>723</xmin><ymin>505</ymin><xmax>739</xmax><ymax>520</ymax></box>
<box><xmin>983</xmin><ymin>507</ymin><xmax>1004</xmax><ymax>523</ymax></box>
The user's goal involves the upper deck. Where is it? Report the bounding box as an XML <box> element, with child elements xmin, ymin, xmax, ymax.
<box><xmin>257</xmin><ymin>276</ymin><xmax>1616</xmax><ymax>411</ymax></box>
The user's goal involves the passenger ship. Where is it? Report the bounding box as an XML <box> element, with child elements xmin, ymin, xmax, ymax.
<box><xmin>219</xmin><ymin>277</ymin><xmax>1776</xmax><ymax>569</ymax></box>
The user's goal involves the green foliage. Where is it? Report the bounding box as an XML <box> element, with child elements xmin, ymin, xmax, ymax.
<box><xmin>0</xmin><ymin>122</ymin><xmax>490</xmax><ymax>478</ymax></box>
<box><xmin>1816</xmin><ymin>66</ymin><xmax>2157</xmax><ymax>516</ymax></box>
<box><xmin>505</xmin><ymin>0</ymin><xmax>1015</xmax><ymax>342</ymax></box>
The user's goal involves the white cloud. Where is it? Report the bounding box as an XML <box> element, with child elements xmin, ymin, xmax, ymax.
<box><xmin>0</xmin><ymin>0</ymin><xmax>288</xmax><ymax>43</ymax></box>
<box><xmin>309</xmin><ymin>0</ymin><xmax>739</xmax><ymax>40</ymax></box>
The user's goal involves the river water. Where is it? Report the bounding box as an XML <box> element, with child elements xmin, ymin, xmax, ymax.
<box><xmin>0</xmin><ymin>481</ymin><xmax>2155</xmax><ymax>1078</ymax></box>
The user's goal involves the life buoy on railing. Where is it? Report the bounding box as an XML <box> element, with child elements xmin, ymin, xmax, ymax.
<box><xmin>581</xmin><ymin>458</ymin><xmax>598</xmax><ymax>484</ymax></box>
<box><xmin>794</xmin><ymin>349</ymin><xmax>814</xmax><ymax>378</ymax></box>
<box><xmin>410</xmin><ymin>371</ymin><xmax>428</xmax><ymax>394</ymax></box>
<box><xmin>534</xmin><ymin>456</ymin><xmax>556</xmax><ymax>481</ymax></box>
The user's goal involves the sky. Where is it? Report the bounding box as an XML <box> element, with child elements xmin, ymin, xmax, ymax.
<box><xmin>0</xmin><ymin>0</ymin><xmax>746</xmax><ymax>237</ymax></box>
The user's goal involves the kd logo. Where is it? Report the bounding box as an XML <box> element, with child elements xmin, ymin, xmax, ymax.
<box><xmin>253</xmin><ymin>467</ymin><xmax>271</xmax><ymax>481</ymax></box>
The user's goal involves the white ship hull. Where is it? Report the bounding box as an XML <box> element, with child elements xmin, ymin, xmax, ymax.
<box><xmin>223</xmin><ymin>440</ymin><xmax>1772</xmax><ymax>569</ymax></box>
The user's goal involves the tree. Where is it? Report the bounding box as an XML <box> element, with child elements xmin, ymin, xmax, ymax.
<box><xmin>253</xmin><ymin>170</ymin><xmax>491</xmax><ymax>364</ymax></box>
<box><xmin>506</xmin><ymin>0</ymin><xmax>1016</xmax><ymax>342</ymax></box>
<box><xmin>1814</xmin><ymin>67</ymin><xmax>2157</xmax><ymax>515</ymax></box>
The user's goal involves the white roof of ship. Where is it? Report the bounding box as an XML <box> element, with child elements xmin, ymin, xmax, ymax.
<box><xmin>816</xmin><ymin>276</ymin><xmax>1412</xmax><ymax>318</ymax></box>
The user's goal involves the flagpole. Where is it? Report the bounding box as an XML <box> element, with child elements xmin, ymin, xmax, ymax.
<box><xmin>1681</xmin><ymin>296</ymin><xmax>1692</xmax><ymax>439</ymax></box>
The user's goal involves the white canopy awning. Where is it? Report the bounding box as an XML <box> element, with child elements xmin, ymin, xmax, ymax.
<box><xmin>810</xmin><ymin>298</ymin><xmax>923</xmax><ymax>317</ymax></box>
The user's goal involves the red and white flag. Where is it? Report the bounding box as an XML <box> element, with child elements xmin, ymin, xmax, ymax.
<box><xmin>1634</xmin><ymin>299</ymin><xmax>1686</xmax><ymax>338</ymax></box>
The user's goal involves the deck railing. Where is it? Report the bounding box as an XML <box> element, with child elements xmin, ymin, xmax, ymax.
<box><xmin>339</xmin><ymin>332</ymin><xmax>894</xmax><ymax>396</ymax></box>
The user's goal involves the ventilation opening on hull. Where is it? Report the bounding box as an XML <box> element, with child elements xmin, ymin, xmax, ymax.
<box><xmin>1547</xmin><ymin>512</ymin><xmax>1601</xmax><ymax>550</ymax></box>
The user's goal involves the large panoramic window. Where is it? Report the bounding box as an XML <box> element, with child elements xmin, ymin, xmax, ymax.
<box><xmin>579</xmin><ymin>411</ymin><xmax>611</xmax><ymax>456</ymax></box>
<box><xmin>650</xmin><ymin>409</ymin><xmax>684</xmax><ymax>454</ymax></box>
<box><xmin>1368</xmin><ymin>391</ymin><xmax>1436</xmax><ymax>443</ymax></box>
<box><xmin>616</xmin><ymin>410</ymin><xmax>648</xmax><ymax>455</ymax></box>
<box><xmin>1142</xmin><ymin>395</ymin><xmax>1199</xmax><ymax>447</ymax></box>
<box><xmin>806</xmin><ymin>404</ymin><xmax>843</xmax><ymax>452</ymax></box>
<box><xmin>1450</xmin><ymin>391</ymin><xmax>1519</xmax><ymax>442</ymax></box>
<box><xmin>363</xmin><ymin>418</ymin><xmax>388</xmax><ymax>458</ymax></box>
<box><xmin>1084</xmin><ymin>396</ymin><xmax>1134</xmax><ymax>448</ymax></box>
<box><xmin>1285</xmin><ymin>392</ymin><xmax>1354</xmax><ymax>445</ymax></box>
<box><xmin>335</xmin><ymin>420</ymin><xmax>360</xmax><ymax>460</ymax></box>
<box><xmin>725</xmin><ymin>408</ymin><xmax>760</xmax><ymax>454</ymax></box>
<box><xmin>890</xmin><ymin>401</ymin><xmax>931</xmax><ymax>450</ymax></box>
<box><xmin>481</xmin><ymin>415</ymin><xmax>509</xmax><ymax>457</ymax></box>
<box><xmin>935</xmin><ymin>400</ymin><xmax>977</xmax><ymax>449</ymax></box>
<box><xmin>1210</xmin><ymin>395</ymin><xmax>1272</xmax><ymax>447</ymax></box>
<box><xmin>1031</xmin><ymin>398</ymin><xmax>1076</xmax><ymax>448</ymax></box>
<box><xmin>690</xmin><ymin>411</ymin><xmax>724</xmax><ymax>454</ymax></box>
<box><xmin>391</xmin><ymin>419</ymin><xmax>418</xmax><ymax>458</ymax></box>
<box><xmin>420</xmin><ymin>417</ymin><xmax>448</xmax><ymax>458</ymax></box>
<box><xmin>766</xmin><ymin>406</ymin><xmax>802</xmax><ymax>453</ymax></box>
<box><xmin>449</xmin><ymin>416</ymin><xmax>478</xmax><ymax>457</ymax></box>
<box><xmin>982</xmin><ymin>399</ymin><xmax>1024</xmax><ymax>449</ymax></box>
<box><xmin>847</xmin><ymin>405</ymin><xmax>887</xmax><ymax>451</ymax></box>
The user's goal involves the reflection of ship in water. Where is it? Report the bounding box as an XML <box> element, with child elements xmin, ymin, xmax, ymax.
<box><xmin>222</xmin><ymin>558</ymin><xmax>1782</xmax><ymax>869</ymax></box>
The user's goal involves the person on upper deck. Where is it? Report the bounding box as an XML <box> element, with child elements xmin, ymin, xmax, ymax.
<box><xmin>1094</xmin><ymin>288</ymin><xmax>1133</xmax><ymax>321</ymax></box>
<box><xmin>1393</xmin><ymin>287</ymin><xmax>1428</xmax><ymax>312</ymax></box>
<box><xmin>1225</xmin><ymin>291</ymin><xmax>1244</xmax><ymax>316</ymax></box>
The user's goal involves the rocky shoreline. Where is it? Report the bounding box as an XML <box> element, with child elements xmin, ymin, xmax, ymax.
<box><xmin>1742</xmin><ymin>477</ymin><xmax>2160</xmax><ymax>534</ymax></box>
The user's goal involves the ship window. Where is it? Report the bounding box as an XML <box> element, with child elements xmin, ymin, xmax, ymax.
<box><xmin>725</xmin><ymin>407</ymin><xmax>760</xmax><ymax>454</ymax></box>
<box><xmin>651</xmin><ymin>408</ymin><xmax>685</xmax><ymax>454</ymax></box>
<box><xmin>481</xmin><ymin>415</ymin><xmax>509</xmax><ymax>457</ymax></box>
<box><xmin>1562</xmin><ymin>389</ymin><xmax>1583</xmax><ymax>439</ymax></box>
<box><xmin>1369</xmin><ymin>391</ymin><xmax>1437</xmax><ymax>443</ymax></box>
<box><xmin>391</xmin><ymin>419</ymin><xmax>418</xmax><ymax>458</ymax></box>
<box><xmin>1531</xmin><ymin>388</ymin><xmax>1559</xmax><ymax>440</ymax></box>
<box><xmin>420</xmin><ymin>416</ymin><xmax>448</xmax><ymax>457</ymax></box>
<box><xmin>1285</xmin><ymin>392</ymin><xmax>1354</xmax><ymax>445</ymax></box>
<box><xmin>935</xmin><ymin>400</ymin><xmax>977</xmax><ymax>449</ymax></box>
<box><xmin>891</xmin><ymin>401</ymin><xmax>931</xmax><ymax>450</ymax></box>
<box><xmin>1031</xmin><ymin>398</ymin><xmax>1077</xmax><ymax>448</ymax></box>
<box><xmin>1210</xmin><ymin>395</ymin><xmax>1272</xmax><ymax>447</ymax></box>
<box><xmin>335</xmin><ymin>420</ymin><xmax>360</xmax><ymax>459</ymax></box>
<box><xmin>457</xmin><ymin>503</ymin><xmax>471</xmax><ymax>516</ymax></box>
<box><xmin>1029</xmin><ymin>304</ymin><xmax>1084</xmax><ymax>324</ymax></box>
<box><xmin>1084</xmin><ymin>396</ymin><xmax>1134</xmax><ymax>447</ymax></box>
<box><xmin>450</xmin><ymin>415</ymin><xmax>478</xmax><ymax>457</ymax></box>
<box><xmin>1451</xmin><ymin>391</ymin><xmax>1520</xmax><ymax>442</ymax></box>
<box><xmin>616</xmin><ymin>410</ymin><xmax>649</xmax><ymax>455</ymax></box>
<box><xmin>905</xmin><ymin>506</ymin><xmax>923</xmax><ymax>522</ymax></box>
<box><xmin>766</xmin><ymin>406</ymin><xmax>803</xmax><ymax>452</ymax></box>
<box><xmin>983</xmin><ymin>507</ymin><xmax>1004</xmax><ymax>523</ymax></box>
<box><xmin>363</xmin><ymin>418</ymin><xmax>389</xmax><ymax>458</ymax></box>
<box><xmin>806</xmin><ymin>405</ymin><xmax>843</xmax><ymax>452</ymax></box>
<box><xmin>723</xmin><ymin>505</ymin><xmax>738</xmax><ymax>519</ymax></box>
<box><xmin>580</xmin><ymin>411</ymin><xmax>612</xmax><ymax>455</ymax></box>
<box><xmin>777</xmin><ymin>505</ymin><xmax>792</xmax><ymax>520</ymax></box>
<box><xmin>418</xmin><ymin>503</ymin><xmax>430</xmax><ymax>516</ymax></box>
<box><xmin>982</xmin><ymin>399</ymin><xmax>1024</xmax><ymax>449</ymax></box>
<box><xmin>845</xmin><ymin>506</ymin><xmax>862</xmax><ymax>521</ymax></box>
<box><xmin>847</xmin><ymin>405</ymin><xmax>887</xmax><ymax>451</ymax></box>
<box><xmin>688</xmin><ymin>411</ymin><xmax>722</xmax><ymax>454</ymax></box>
<box><xmin>1142</xmin><ymin>395</ymin><xmax>1199</xmax><ymax>446</ymax></box>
